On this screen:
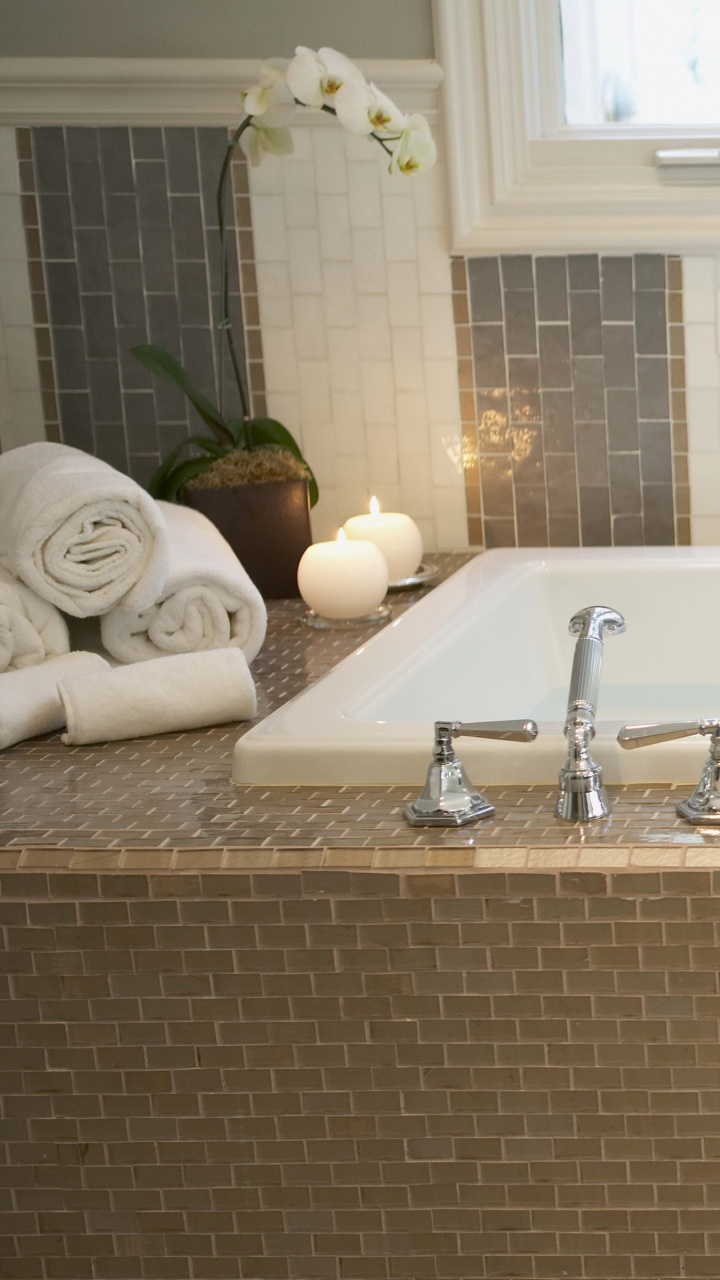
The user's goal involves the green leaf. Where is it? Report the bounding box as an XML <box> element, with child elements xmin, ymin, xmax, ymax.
<box><xmin>153</xmin><ymin>455</ymin><xmax>217</xmax><ymax>502</ymax></box>
<box><xmin>226</xmin><ymin>418</ymin><xmax>250</xmax><ymax>449</ymax></box>
<box><xmin>246</xmin><ymin>417</ymin><xmax>319</xmax><ymax>507</ymax></box>
<box><xmin>146</xmin><ymin>435</ymin><xmax>227</xmax><ymax>499</ymax></box>
<box><xmin>194</xmin><ymin>436</ymin><xmax>227</xmax><ymax>458</ymax></box>
<box><xmin>131</xmin><ymin>344</ymin><xmax>235</xmax><ymax>446</ymax></box>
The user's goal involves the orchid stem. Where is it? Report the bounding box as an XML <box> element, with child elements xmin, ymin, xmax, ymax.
<box><xmin>216</xmin><ymin>117</ymin><xmax>252</xmax><ymax>425</ymax></box>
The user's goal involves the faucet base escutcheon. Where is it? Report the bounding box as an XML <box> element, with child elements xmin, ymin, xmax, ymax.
<box><xmin>404</xmin><ymin>719</ymin><xmax>538</xmax><ymax>828</ymax></box>
<box><xmin>555</xmin><ymin>768</ymin><xmax>611</xmax><ymax>823</ymax></box>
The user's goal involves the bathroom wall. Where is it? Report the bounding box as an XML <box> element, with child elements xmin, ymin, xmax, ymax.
<box><xmin>5</xmin><ymin>866</ymin><xmax>720</xmax><ymax>1280</ymax></box>
<box><xmin>19</xmin><ymin>124</ymin><xmax>258</xmax><ymax>488</ymax></box>
<box><xmin>0</xmin><ymin>0</ymin><xmax>435</xmax><ymax>60</ymax></box>
<box><xmin>678</xmin><ymin>258</ymin><xmax>720</xmax><ymax>546</ymax></box>
<box><xmin>454</xmin><ymin>253</ymin><xmax>687</xmax><ymax>549</ymax></box>
<box><xmin>0</xmin><ymin>40</ymin><xmax>714</xmax><ymax>549</ymax></box>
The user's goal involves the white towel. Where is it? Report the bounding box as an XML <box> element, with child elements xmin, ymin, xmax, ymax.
<box><xmin>100</xmin><ymin>501</ymin><xmax>267</xmax><ymax>664</ymax></box>
<box><xmin>59</xmin><ymin>647</ymin><xmax>257</xmax><ymax>745</ymax></box>
<box><xmin>0</xmin><ymin>442</ymin><xmax>168</xmax><ymax>617</ymax></box>
<box><xmin>0</xmin><ymin>561</ymin><xmax>69</xmax><ymax>671</ymax></box>
<box><xmin>0</xmin><ymin>650</ymin><xmax>110</xmax><ymax>749</ymax></box>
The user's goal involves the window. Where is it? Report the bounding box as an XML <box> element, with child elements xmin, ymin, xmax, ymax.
<box><xmin>560</xmin><ymin>0</ymin><xmax>720</xmax><ymax>126</ymax></box>
<box><xmin>434</xmin><ymin>0</ymin><xmax>720</xmax><ymax>252</ymax></box>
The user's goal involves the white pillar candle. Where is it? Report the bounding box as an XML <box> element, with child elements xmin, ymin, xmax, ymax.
<box><xmin>297</xmin><ymin>529</ymin><xmax>389</xmax><ymax>620</ymax></box>
<box><xmin>343</xmin><ymin>496</ymin><xmax>423</xmax><ymax>582</ymax></box>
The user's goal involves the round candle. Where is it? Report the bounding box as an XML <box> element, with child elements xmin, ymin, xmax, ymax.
<box><xmin>343</xmin><ymin>496</ymin><xmax>423</xmax><ymax>581</ymax></box>
<box><xmin>297</xmin><ymin>529</ymin><xmax>389</xmax><ymax>619</ymax></box>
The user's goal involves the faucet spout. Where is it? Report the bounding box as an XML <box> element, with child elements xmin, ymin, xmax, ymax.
<box><xmin>557</xmin><ymin>605</ymin><xmax>625</xmax><ymax>823</ymax></box>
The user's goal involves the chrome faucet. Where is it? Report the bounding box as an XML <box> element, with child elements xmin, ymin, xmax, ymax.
<box><xmin>404</xmin><ymin>718</ymin><xmax>538</xmax><ymax>827</ymax></box>
<box><xmin>556</xmin><ymin>605</ymin><xmax>626</xmax><ymax>822</ymax></box>
<box><xmin>618</xmin><ymin>718</ymin><xmax>720</xmax><ymax>824</ymax></box>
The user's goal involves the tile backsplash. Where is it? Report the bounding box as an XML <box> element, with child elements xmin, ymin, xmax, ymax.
<box><xmin>0</xmin><ymin>121</ymin><xmax>701</xmax><ymax>551</ymax></box>
<box><xmin>20</xmin><ymin>126</ymin><xmax>261</xmax><ymax>487</ymax></box>
<box><xmin>455</xmin><ymin>253</ymin><xmax>687</xmax><ymax>549</ymax></box>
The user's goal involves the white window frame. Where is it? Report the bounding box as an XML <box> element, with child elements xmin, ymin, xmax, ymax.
<box><xmin>433</xmin><ymin>0</ymin><xmax>720</xmax><ymax>252</ymax></box>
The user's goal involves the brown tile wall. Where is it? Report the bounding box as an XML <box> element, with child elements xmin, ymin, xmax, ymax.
<box><xmin>4</xmin><ymin>868</ymin><xmax>720</xmax><ymax>1279</ymax></box>
<box><xmin>455</xmin><ymin>254</ymin><xmax>686</xmax><ymax>550</ymax></box>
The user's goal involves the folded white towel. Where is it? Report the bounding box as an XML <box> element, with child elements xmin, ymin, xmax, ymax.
<box><xmin>100</xmin><ymin>501</ymin><xmax>267</xmax><ymax>664</ymax></box>
<box><xmin>0</xmin><ymin>561</ymin><xmax>69</xmax><ymax>671</ymax></box>
<box><xmin>0</xmin><ymin>650</ymin><xmax>110</xmax><ymax>749</ymax></box>
<box><xmin>0</xmin><ymin>442</ymin><xmax>168</xmax><ymax>617</ymax></box>
<box><xmin>59</xmin><ymin>647</ymin><xmax>257</xmax><ymax>745</ymax></box>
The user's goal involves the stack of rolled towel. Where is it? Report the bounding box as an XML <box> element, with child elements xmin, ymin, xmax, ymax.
<box><xmin>0</xmin><ymin>442</ymin><xmax>265</xmax><ymax>749</ymax></box>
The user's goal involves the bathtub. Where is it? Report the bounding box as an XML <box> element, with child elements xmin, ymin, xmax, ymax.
<box><xmin>232</xmin><ymin>547</ymin><xmax>720</xmax><ymax>787</ymax></box>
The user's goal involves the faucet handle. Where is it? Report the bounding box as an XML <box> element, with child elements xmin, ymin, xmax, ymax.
<box><xmin>404</xmin><ymin>717</ymin><xmax>539</xmax><ymax>827</ymax></box>
<box><xmin>441</xmin><ymin>719</ymin><xmax>539</xmax><ymax>744</ymax></box>
<box><xmin>617</xmin><ymin>719</ymin><xmax>720</xmax><ymax>825</ymax></box>
<box><xmin>618</xmin><ymin>719</ymin><xmax>720</xmax><ymax>749</ymax></box>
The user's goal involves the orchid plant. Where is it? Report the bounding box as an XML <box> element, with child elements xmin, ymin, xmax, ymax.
<box><xmin>133</xmin><ymin>46</ymin><xmax>437</xmax><ymax>504</ymax></box>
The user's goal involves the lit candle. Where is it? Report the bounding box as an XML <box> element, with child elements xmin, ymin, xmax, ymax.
<box><xmin>297</xmin><ymin>528</ymin><xmax>389</xmax><ymax>620</ymax></box>
<box><xmin>343</xmin><ymin>496</ymin><xmax>423</xmax><ymax>582</ymax></box>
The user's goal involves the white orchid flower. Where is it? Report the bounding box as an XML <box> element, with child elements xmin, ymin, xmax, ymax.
<box><xmin>286</xmin><ymin>45</ymin><xmax>365</xmax><ymax>108</ymax></box>
<box><xmin>334</xmin><ymin>79</ymin><xmax>407</xmax><ymax>137</ymax></box>
<box><xmin>390</xmin><ymin>114</ymin><xmax>437</xmax><ymax>174</ymax></box>
<box><xmin>240</xmin><ymin>122</ymin><xmax>294</xmax><ymax>167</ymax></box>
<box><xmin>243</xmin><ymin>63</ymin><xmax>296</xmax><ymax>129</ymax></box>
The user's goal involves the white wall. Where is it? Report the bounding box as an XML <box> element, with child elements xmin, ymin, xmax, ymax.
<box><xmin>682</xmin><ymin>258</ymin><xmax>720</xmax><ymax>544</ymax></box>
<box><xmin>250</xmin><ymin>122</ymin><xmax>467</xmax><ymax>551</ymax></box>
<box><xmin>0</xmin><ymin>128</ymin><xmax>44</xmax><ymax>452</ymax></box>
<box><xmin>0</xmin><ymin>0</ymin><xmax>435</xmax><ymax>60</ymax></box>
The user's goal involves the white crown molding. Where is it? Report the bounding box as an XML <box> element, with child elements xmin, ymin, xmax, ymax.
<box><xmin>433</xmin><ymin>0</ymin><xmax>720</xmax><ymax>253</ymax></box>
<box><xmin>0</xmin><ymin>57</ymin><xmax>443</xmax><ymax>126</ymax></box>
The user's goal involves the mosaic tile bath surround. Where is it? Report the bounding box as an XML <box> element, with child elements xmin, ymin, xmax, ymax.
<box><xmin>5</xmin><ymin>868</ymin><xmax>720</xmax><ymax>1280</ymax></box>
<box><xmin>1</xmin><ymin>555</ymin><xmax>720</xmax><ymax>872</ymax></box>
<box><xmin>454</xmin><ymin>254</ymin><xmax>688</xmax><ymax>551</ymax></box>
<box><xmin>3</xmin><ymin>571</ymin><xmax>720</xmax><ymax>1278</ymax></box>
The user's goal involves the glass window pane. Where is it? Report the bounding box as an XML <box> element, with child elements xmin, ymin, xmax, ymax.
<box><xmin>560</xmin><ymin>0</ymin><xmax>720</xmax><ymax>125</ymax></box>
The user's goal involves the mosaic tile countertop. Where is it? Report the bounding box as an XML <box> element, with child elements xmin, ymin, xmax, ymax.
<box><xmin>1</xmin><ymin>554</ymin><xmax>719</xmax><ymax>873</ymax></box>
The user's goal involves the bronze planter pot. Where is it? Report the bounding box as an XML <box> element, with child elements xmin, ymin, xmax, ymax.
<box><xmin>183</xmin><ymin>478</ymin><xmax>312</xmax><ymax>599</ymax></box>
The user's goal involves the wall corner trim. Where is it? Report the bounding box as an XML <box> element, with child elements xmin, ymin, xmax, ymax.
<box><xmin>0</xmin><ymin>57</ymin><xmax>443</xmax><ymax>126</ymax></box>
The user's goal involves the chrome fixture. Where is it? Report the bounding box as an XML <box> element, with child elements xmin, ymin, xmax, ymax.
<box><xmin>619</xmin><ymin>719</ymin><xmax>720</xmax><ymax>824</ymax></box>
<box><xmin>404</xmin><ymin>719</ymin><xmax>538</xmax><ymax>828</ymax></box>
<box><xmin>556</xmin><ymin>605</ymin><xmax>626</xmax><ymax>823</ymax></box>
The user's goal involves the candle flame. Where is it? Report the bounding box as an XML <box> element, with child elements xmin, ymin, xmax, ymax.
<box><xmin>337</xmin><ymin>527</ymin><xmax>347</xmax><ymax>545</ymax></box>
<box><xmin>369</xmin><ymin>495</ymin><xmax>380</xmax><ymax>518</ymax></box>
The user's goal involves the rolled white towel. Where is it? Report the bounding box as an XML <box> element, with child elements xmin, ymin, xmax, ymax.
<box><xmin>0</xmin><ymin>442</ymin><xmax>168</xmax><ymax>617</ymax></box>
<box><xmin>0</xmin><ymin>561</ymin><xmax>69</xmax><ymax>671</ymax></box>
<box><xmin>0</xmin><ymin>650</ymin><xmax>110</xmax><ymax>749</ymax></box>
<box><xmin>59</xmin><ymin>647</ymin><xmax>257</xmax><ymax>745</ymax></box>
<box><xmin>100</xmin><ymin>501</ymin><xmax>266</xmax><ymax>664</ymax></box>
